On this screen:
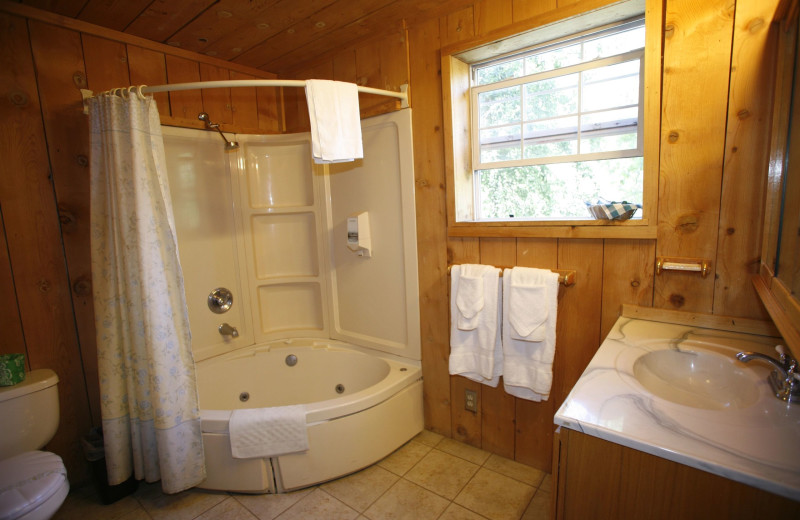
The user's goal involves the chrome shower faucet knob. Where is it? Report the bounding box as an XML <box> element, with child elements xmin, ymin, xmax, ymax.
<box><xmin>218</xmin><ymin>323</ymin><xmax>239</xmax><ymax>338</ymax></box>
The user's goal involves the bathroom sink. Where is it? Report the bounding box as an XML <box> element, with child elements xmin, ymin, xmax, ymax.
<box><xmin>633</xmin><ymin>348</ymin><xmax>760</xmax><ymax>410</ymax></box>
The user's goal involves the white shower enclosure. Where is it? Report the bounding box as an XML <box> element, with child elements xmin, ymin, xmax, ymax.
<box><xmin>161</xmin><ymin>109</ymin><xmax>420</xmax><ymax>364</ymax></box>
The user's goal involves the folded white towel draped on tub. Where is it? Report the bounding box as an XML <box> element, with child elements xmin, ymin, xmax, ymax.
<box><xmin>502</xmin><ymin>267</ymin><xmax>559</xmax><ymax>402</ymax></box>
<box><xmin>305</xmin><ymin>79</ymin><xmax>363</xmax><ymax>164</ymax></box>
<box><xmin>449</xmin><ymin>264</ymin><xmax>502</xmax><ymax>386</ymax></box>
<box><xmin>229</xmin><ymin>405</ymin><xmax>309</xmax><ymax>458</ymax></box>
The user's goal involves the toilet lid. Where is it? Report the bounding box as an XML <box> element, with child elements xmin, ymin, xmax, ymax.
<box><xmin>0</xmin><ymin>451</ymin><xmax>68</xmax><ymax>520</ymax></box>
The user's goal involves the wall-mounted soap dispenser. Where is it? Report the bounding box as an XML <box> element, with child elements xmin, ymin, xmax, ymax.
<box><xmin>347</xmin><ymin>212</ymin><xmax>372</xmax><ymax>257</ymax></box>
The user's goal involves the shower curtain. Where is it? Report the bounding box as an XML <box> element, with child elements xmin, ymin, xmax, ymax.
<box><xmin>88</xmin><ymin>92</ymin><xmax>206</xmax><ymax>494</ymax></box>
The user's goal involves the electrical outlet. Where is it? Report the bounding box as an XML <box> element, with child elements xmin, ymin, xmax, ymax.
<box><xmin>465</xmin><ymin>389</ymin><xmax>477</xmax><ymax>413</ymax></box>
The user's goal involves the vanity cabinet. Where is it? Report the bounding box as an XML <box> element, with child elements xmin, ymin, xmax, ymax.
<box><xmin>552</xmin><ymin>428</ymin><xmax>800</xmax><ymax>519</ymax></box>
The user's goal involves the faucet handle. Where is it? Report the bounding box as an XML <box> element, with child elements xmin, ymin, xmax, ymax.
<box><xmin>218</xmin><ymin>322</ymin><xmax>239</xmax><ymax>338</ymax></box>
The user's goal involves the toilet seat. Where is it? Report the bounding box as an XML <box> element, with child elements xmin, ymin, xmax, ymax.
<box><xmin>0</xmin><ymin>451</ymin><xmax>69</xmax><ymax>520</ymax></box>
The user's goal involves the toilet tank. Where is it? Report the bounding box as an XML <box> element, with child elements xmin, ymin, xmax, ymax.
<box><xmin>0</xmin><ymin>369</ymin><xmax>60</xmax><ymax>460</ymax></box>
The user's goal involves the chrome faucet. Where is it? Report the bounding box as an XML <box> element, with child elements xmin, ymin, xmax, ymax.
<box><xmin>736</xmin><ymin>345</ymin><xmax>800</xmax><ymax>404</ymax></box>
<box><xmin>218</xmin><ymin>322</ymin><xmax>239</xmax><ymax>338</ymax></box>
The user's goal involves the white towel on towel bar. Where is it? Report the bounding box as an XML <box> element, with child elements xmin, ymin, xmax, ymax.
<box><xmin>502</xmin><ymin>267</ymin><xmax>559</xmax><ymax>401</ymax></box>
<box><xmin>229</xmin><ymin>405</ymin><xmax>309</xmax><ymax>458</ymax></box>
<box><xmin>449</xmin><ymin>264</ymin><xmax>502</xmax><ymax>386</ymax></box>
<box><xmin>508</xmin><ymin>268</ymin><xmax>551</xmax><ymax>342</ymax></box>
<box><xmin>305</xmin><ymin>79</ymin><xmax>363</xmax><ymax>164</ymax></box>
<box><xmin>455</xmin><ymin>265</ymin><xmax>488</xmax><ymax>330</ymax></box>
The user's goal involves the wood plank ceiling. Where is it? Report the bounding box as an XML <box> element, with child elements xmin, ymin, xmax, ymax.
<box><xmin>20</xmin><ymin>0</ymin><xmax>478</xmax><ymax>73</ymax></box>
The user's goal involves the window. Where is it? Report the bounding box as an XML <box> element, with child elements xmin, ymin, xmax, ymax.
<box><xmin>471</xmin><ymin>19</ymin><xmax>645</xmax><ymax>221</ymax></box>
<box><xmin>442</xmin><ymin>0</ymin><xmax>660</xmax><ymax>238</ymax></box>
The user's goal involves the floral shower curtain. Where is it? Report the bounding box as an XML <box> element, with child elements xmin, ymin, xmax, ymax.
<box><xmin>88</xmin><ymin>91</ymin><xmax>206</xmax><ymax>494</ymax></box>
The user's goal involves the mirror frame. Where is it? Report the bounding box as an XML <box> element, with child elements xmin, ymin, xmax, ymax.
<box><xmin>757</xmin><ymin>0</ymin><xmax>800</xmax><ymax>360</ymax></box>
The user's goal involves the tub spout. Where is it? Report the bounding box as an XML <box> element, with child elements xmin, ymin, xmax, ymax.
<box><xmin>218</xmin><ymin>322</ymin><xmax>239</xmax><ymax>338</ymax></box>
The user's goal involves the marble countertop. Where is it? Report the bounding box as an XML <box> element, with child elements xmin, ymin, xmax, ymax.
<box><xmin>554</xmin><ymin>316</ymin><xmax>800</xmax><ymax>501</ymax></box>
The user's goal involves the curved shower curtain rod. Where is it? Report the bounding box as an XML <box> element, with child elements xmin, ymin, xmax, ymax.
<box><xmin>87</xmin><ymin>79</ymin><xmax>409</xmax><ymax>108</ymax></box>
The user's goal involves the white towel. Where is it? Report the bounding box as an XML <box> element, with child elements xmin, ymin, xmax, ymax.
<box><xmin>508</xmin><ymin>268</ymin><xmax>550</xmax><ymax>342</ymax></box>
<box><xmin>502</xmin><ymin>267</ymin><xmax>559</xmax><ymax>401</ymax></box>
<box><xmin>305</xmin><ymin>79</ymin><xmax>363</xmax><ymax>164</ymax></box>
<box><xmin>229</xmin><ymin>405</ymin><xmax>309</xmax><ymax>458</ymax></box>
<box><xmin>455</xmin><ymin>265</ymin><xmax>490</xmax><ymax>330</ymax></box>
<box><xmin>449</xmin><ymin>264</ymin><xmax>502</xmax><ymax>386</ymax></box>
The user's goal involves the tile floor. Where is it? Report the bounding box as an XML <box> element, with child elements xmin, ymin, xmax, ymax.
<box><xmin>53</xmin><ymin>430</ymin><xmax>551</xmax><ymax>520</ymax></box>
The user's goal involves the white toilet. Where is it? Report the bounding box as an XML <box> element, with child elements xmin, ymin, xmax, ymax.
<box><xmin>0</xmin><ymin>369</ymin><xmax>69</xmax><ymax>520</ymax></box>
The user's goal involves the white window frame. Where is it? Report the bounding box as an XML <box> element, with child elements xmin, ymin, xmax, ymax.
<box><xmin>469</xmin><ymin>20</ymin><xmax>645</xmax><ymax>221</ymax></box>
<box><xmin>440</xmin><ymin>0</ymin><xmax>660</xmax><ymax>238</ymax></box>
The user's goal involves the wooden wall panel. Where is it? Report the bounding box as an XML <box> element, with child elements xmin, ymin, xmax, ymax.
<box><xmin>256</xmin><ymin>84</ymin><xmax>282</xmax><ymax>133</ymax></box>
<box><xmin>478</xmin><ymin>238</ymin><xmax>517</xmax><ymax>458</ymax></box>
<box><xmin>513</xmin><ymin>0</ymin><xmax>559</xmax><ymax>21</ymax></box>
<box><xmin>27</xmin><ymin>20</ymin><xmax>101</xmax><ymax>427</ymax></box>
<box><xmin>714</xmin><ymin>0</ymin><xmax>779</xmax><ymax>319</ymax></box>
<box><xmin>443</xmin><ymin>6</ymin><xmax>476</xmax><ymax>46</ymax></box>
<box><xmin>126</xmin><ymin>45</ymin><xmax>170</xmax><ymax>118</ymax></box>
<box><xmin>229</xmin><ymin>71</ymin><xmax>260</xmax><ymax>130</ymax></box>
<box><xmin>356</xmin><ymin>41</ymin><xmax>383</xmax><ymax>110</ymax></box>
<box><xmin>0</xmin><ymin>4</ymin><xmax>288</xmax><ymax>487</ymax></box>
<box><xmin>601</xmin><ymin>239</ymin><xmax>656</xmax><ymax>339</ymax></box>
<box><xmin>164</xmin><ymin>54</ymin><xmax>203</xmax><ymax>121</ymax></box>
<box><xmin>474</xmin><ymin>0</ymin><xmax>513</xmax><ymax>35</ymax></box>
<box><xmin>408</xmin><ymin>15</ymin><xmax>452</xmax><ymax>437</ymax></box>
<box><xmin>447</xmin><ymin>237</ymin><xmax>482</xmax><ymax>448</ymax></box>
<box><xmin>514</xmin><ymin>238</ymin><xmax>558</xmax><ymax>468</ymax></box>
<box><xmin>554</xmin><ymin>239</ymin><xmax>603</xmax><ymax>403</ymax></box>
<box><xmin>0</xmin><ymin>212</ymin><xmax>25</xmax><ymax>356</ymax></box>
<box><xmin>0</xmin><ymin>12</ymin><xmax>92</xmax><ymax>482</ymax></box>
<box><xmin>199</xmin><ymin>63</ymin><xmax>232</xmax><ymax>125</ymax></box>
<box><xmin>1</xmin><ymin>0</ymin><xmax>786</xmax><ymax>483</ymax></box>
<box><xmin>81</xmin><ymin>34</ymin><xmax>130</xmax><ymax>93</ymax></box>
<box><xmin>655</xmin><ymin>0</ymin><xmax>735</xmax><ymax>313</ymax></box>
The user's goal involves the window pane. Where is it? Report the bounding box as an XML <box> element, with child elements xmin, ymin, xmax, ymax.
<box><xmin>523</xmin><ymin>118</ymin><xmax>578</xmax><ymax>158</ymax></box>
<box><xmin>582</xmin><ymin>61</ymin><xmax>640</xmax><ymax>112</ymax></box>
<box><xmin>476</xmin><ymin>157</ymin><xmax>643</xmax><ymax>219</ymax></box>
<box><xmin>480</xmin><ymin>125</ymin><xmax>522</xmax><ymax>163</ymax></box>
<box><xmin>583</xmin><ymin>26</ymin><xmax>645</xmax><ymax>61</ymax></box>
<box><xmin>580</xmin><ymin>132</ymin><xmax>637</xmax><ymax>153</ymax></box>
<box><xmin>475</xmin><ymin>58</ymin><xmax>524</xmax><ymax>85</ymax></box>
<box><xmin>579</xmin><ymin>107</ymin><xmax>638</xmax><ymax>152</ymax></box>
<box><xmin>524</xmin><ymin>73</ymin><xmax>579</xmax><ymax>121</ymax></box>
<box><xmin>524</xmin><ymin>44</ymin><xmax>583</xmax><ymax>75</ymax></box>
<box><xmin>479</xmin><ymin>86</ymin><xmax>521</xmax><ymax>127</ymax></box>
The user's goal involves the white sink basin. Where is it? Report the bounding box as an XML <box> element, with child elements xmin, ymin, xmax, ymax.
<box><xmin>633</xmin><ymin>348</ymin><xmax>760</xmax><ymax>410</ymax></box>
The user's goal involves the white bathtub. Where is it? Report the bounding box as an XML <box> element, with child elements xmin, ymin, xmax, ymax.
<box><xmin>194</xmin><ymin>338</ymin><xmax>424</xmax><ymax>493</ymax></box>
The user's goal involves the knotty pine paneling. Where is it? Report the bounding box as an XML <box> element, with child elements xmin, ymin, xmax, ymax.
<box><xmin>0</xmin><ymin>0</ymin><xmax>785</xmax><ymax>482</ymax></box>
<box><xmin>406</xmin><ymin>0</ymin><xmax>777</xmax><ymax>473</ymax></box>
<box><xmin>0</xmin><ymin>12</ymin><xmax>93</xmax><ymax>483</ymax></box>
<box><xmin>126</xmin><ymin>44</ymin><xmax>170</xmax><ymax>119</ymax></box>
<box><xmin>477</xmin><ymin>238</ymin><xmax>518</xmax><ymax>459</ymax></box>
<box><xmin>514</xmin><ymin>238</ymin><xmax>558</xmax><ymax>469</ymax></box>
<box><xmin>474</xmin><ymin>0</ymin><xmax>513</xmax><ymax>34</ymax></box>
<box><xmin>714</xmin><ymin>0</ymin><xmax>779</xmax><ymax>320</ymax></box>
<box><xmin>0</xmin><ymin>212</ymin><xmax>25</xmax><ymax>357</ymax></box>
<box><xmin>1</xmin><ymin>5</ymin><xmax>281</xmax><ymax>485</ymax></box>
<box><xmin>655</xmin><ymin>0</ymin><xmax>735</xmax><ymax>313</ymax></box>
<box><xmin>282</xmin><ymin>25</ymin><xmax>410</xmax><ymax>133</ymax></box>
<box><xmin>28</xmin><ymin>20</ymin><xmax>100</xmax><ymax>427</ymax></box>
<box><xmin>199</xmin><ymin>63</ymin><xmax>233</xmax><ymax>125</ymax></box>
<box><xmin>408</xmin><ymin>15</ymin><xmax>452</xmax><ymax>437</ymax></box>
<box><xmin>165</xmin><ymin>54</ymin><xmax>204</xmax><ymax>121</ymax></box>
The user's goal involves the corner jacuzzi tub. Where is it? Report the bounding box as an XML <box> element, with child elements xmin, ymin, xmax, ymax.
<box><xmin>195</xmin><ymin>338</ymin><xmax>423</xmax><ymax>493</ymax></box>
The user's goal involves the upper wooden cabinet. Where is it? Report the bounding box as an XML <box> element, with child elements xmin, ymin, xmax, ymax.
<box><xmin>757</xmin><ymin>1</ymin><xmax>800</xmax><ymax>359</ymax></box>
